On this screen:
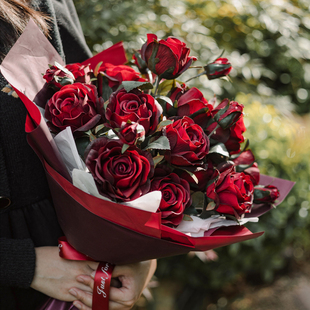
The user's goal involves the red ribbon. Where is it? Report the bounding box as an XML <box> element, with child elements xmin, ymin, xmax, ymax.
<box><xmin>58</xmin><ymin>237</ymin><xmax>115</xmax><ymax>310</ymax></box>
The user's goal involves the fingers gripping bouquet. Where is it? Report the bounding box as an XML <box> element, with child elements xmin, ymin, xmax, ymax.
<box><xmin>1</xmin><ymin>21</ymin><xmax>294</xmax><ymax>309</ymax></box>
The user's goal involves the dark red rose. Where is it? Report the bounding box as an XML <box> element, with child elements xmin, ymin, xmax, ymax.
<box><xmin>44</xmin><ymin>83</ymin><xmax>103</xmax><ymax>134</ymax></box>
<box><xmin>204</xmin><ymin>57</ymin><xmax>232</xmax><ymax>80</ymax></box>
<box><xmin>43</xmin><ymin>63</ymin><xmax>91</xmax><ymax>89</ymax></box>
<box><xmin>224</xmin><ymin>117</ymin><xmax>246</xmax><ymax>154</ymax></box>
<box><xmin>151</xmin><ymin>173</ymin><xmax>191</xmax><ymax>227</ymax></box>
<box><xmin>233</xmin><ymin>149</ymin><xmax>260</xmax><ymax>185</ymax></box>
<box><xmin>98</xmin><ymin>63</ymin><xmax>146</xmax><ymax>90</ymax></box>
<box><xmin>105</xmin><ymin>88</ymin><xmax>163</xmax><ymax>135</ymax></box>
<box><xmin>164</xmin><ymin>116</ymin><xmax>210</xmax><ymax>167</ymax></box>
<box><xmin>206</xmin><ymin>165</ymin><xmax>254</xmax><ymax>217</ymax></box>
<box><xmin>169</xmin><ymin>86</ymin><xmax>213</xmax><ymax>118</ymax></box>
<box><xmin>85</xmin><ymin>137</ymin><xmax>154</xmax><ymax>201</ymax></box>
<box><xmin>141</xmin><ymin>34</ymin><xmax>197</xmax><ymax>79</ymax></box>
<box><xmin>254</xmin><ymin>185</ymin><xmax>280</xmax><ymax>204</ymax></box>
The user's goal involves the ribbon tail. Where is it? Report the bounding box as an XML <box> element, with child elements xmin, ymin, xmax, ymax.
<box><xmin>93</xmin><ymin>262</ymin><xmax>115</xmax><ymax>310</ymax></box>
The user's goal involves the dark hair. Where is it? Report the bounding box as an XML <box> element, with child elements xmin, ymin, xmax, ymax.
<box><xmin>0</xmin><ymin>0</ymin><xmax>50</xmax><ymax>60</ymax></box>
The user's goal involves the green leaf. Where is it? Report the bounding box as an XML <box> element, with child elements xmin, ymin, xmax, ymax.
<box><xmin>209</xmin><ymin>143</ymin><xmax>229</xmax><ymax>157</ymax></box>
<box><xmin>183</xmin><ymin>205</ymin><xmax>199</xmax><ymax>216</ymax></box>
<box><xmin>183</xmin><ymin>169</ymin><xmax>199</xmax><ymax>184</ymax></box>
<box><xmin>156</xmin><ymin>95</ymin><xmax>174</xmax><ymax>107</ymax></box>
<box><xmin>189</xmin><ymin>107</ymin><xmax>211</xmax><ymax>120</ymax></box>
<box><xmin>103</xmin><ymin>100</ymin><xmax>109</xmax><ymax>111</ymax></box>
<box><xmin>95</xmin><ymin>124</ymin><xmax>105</xmax><ymax>134</ymax></box>
<box><xmin>206</xmin><ymin>201</ymin><xmax>216</xmax><ymax>211</ymax></box>
<box><xmin>218</xmin><ymin>111</ymin><xmax>242</xmax><ymax>130</ymax></box>
<box><xmin>254</xmin><ymin>188</ymin><xmax>271</xmax><ymax>200</ymax></box>
<box><xmin>75</xmin><ymin>136</ymin><xmax>91</xmax><ymax>158</ymax></box>
<box><xmin>156</xmin><ymin>119</ymin><xmax>173</xmax><ymax>132</ymax></box>
<box><xmin>143</xmin><ymin>136</ymin><xmax>170</xmax><ymax>150</ymax></box>
<box><xmin>183</xmin><ymin>214</ymin><xmax>193</xmax><ymax>221</ymax></box>
<box><xmin>213</xmin><ymin>102</ymin><xmax>230</xmax><ymax>122</ymax></box>
<box><xmin>94</xmin><ymin>61</ymin><xmax>103</xmax><ymax>77</ymax></box>
<box><xmin>99</xmin><ymin>74</ymin><xmax>113</xmax><ymax>102</ymax></box>
<box><xmin>157</xmin><ymin>79</ymin><xmax>176</xmax><ymax>96</ymax></box>
<box><xmin>121</xmin><ymin>81</ymin><xmax>153</xmax><ymax>92</ymax></box>
<box><xmin>191</xmin><ymin>191</ymin><xmax>205</xmax><ymax>209</ymax></box>
<box><xmin>153</xmin><ymin>155</ymin><xmax>164</xmax><ymax>167</ymax></box>
<box><xmin>122</xmin><ymin>144</ymin><xmax>130</xmax><ymax>153</ymax></box>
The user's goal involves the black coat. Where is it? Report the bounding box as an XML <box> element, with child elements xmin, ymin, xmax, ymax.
<box><xmin>0</xmin><ymin>0</ymin><xmax>92</xmax><ymax>308</ymax></box>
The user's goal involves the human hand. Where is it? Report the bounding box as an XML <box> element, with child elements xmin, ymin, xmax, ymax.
<box><xmin>30</xmin><ymin>246</ymin><xmax>98</xmax><ymax>302</ymax></box>
<box><xmin>71</xmin><ymin>259</ymin><xmax>157</xmax><ymax>310</ymax></box>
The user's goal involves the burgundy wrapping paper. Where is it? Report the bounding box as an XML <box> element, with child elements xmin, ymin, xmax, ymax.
<box><xmin>41</xmin><ymin>156</ymin><xmax>263</xmax><ymax>264</ymax></box>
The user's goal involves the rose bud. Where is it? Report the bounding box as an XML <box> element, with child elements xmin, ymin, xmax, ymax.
<box><xmin>85</xmin><ymin>137</ymin><xmax>154</xmax><ymax>202</ymax></box>
<box><xmin>98</xmin><ymin>63</ymin><xmax>146</xmax><ymax>90</ymax></box>
<box><xmin>164</xmin><ymin>116</ymin><xmax>210</xmax><ymax>167</ymax></box>
<box><xmin>204</xmin><ymin>99</ymin><xmax>245</xmax><ymax>154</ymax></box>
<box><xmin>43</xmin><ymin>63</ymin><xmax>91</xmax><ymax>89</ymax></box>
<box><xmin>213</xmin><ymin>99</ymin><xmax>244</xmax><ymax>130</ymax></box>
<box><xmin>44</xmin><ymin>83</ymin><xmax>103</xmax><ymax>135</ymax></box>
<box><xmin>151</xmin><ymin>173</ymin><xmax>191</xmax><ymax>227</ymax></box>
<box><xmin>204</xmin><ymin>57</ymin><xmax>232</xmax><ymax>80</ymax></box>
<box><xmin>233</xmin><ymin>149</ymin><xmax>260</xmax><ymax>185</ymax></box>
<box><xmin>206</xmin><ymin>165</ymin><xmax>254</xmax><ymax>218</ymax></box>
<box><xmin>254</xmin><ymin>185</ymin><xmax>280</xmax><ymax>204</ymax></box>
<box><xmin>168</xmin><ymin>86</ymin><xmax>213</xmax><ymax>120</ymax></box>
<box><xmin>141</xmin><ymin>33</ymin><xmax>197</xmax><ymax>80</ymax></box>
<box><xmin>117</xmin><ymin>121</ymin><xmax>145</xmax><ymax>145</ymax></box>
<box><xmin>105</xmin><ymin>88</ymin><xmax>163</xmax><ymax>135</ymax></box>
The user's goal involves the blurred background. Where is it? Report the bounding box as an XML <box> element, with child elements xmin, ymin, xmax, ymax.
<box><xmin>73</xmin><ymin>0</ymin><xmax>310</xmax><ymax>309</ymax></box>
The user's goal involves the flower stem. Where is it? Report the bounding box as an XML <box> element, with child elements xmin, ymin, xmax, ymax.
<box><xmin>208</xmin><ymin>123</ymin><xmax>221</xmax><ymax>138</ymax></box>
<box><xmin>185</xmin><ymin>70</ymin><xmax>206</xmax><ymax>83</ymax></box>
<box><xmin>154</xmin><ymin>76</ymin><xmax>160</xmax><ymax>96</ymax></box>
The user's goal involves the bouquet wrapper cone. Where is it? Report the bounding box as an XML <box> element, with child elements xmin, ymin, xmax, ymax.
<box><xmin>0</xmin><ymin>20</ymin><xmax>294</xmax><ymax>265</ymax></box>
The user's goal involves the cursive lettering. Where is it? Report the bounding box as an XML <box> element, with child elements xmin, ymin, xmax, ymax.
<box><xmin>96</xmin><ymin>263</ymin><xmax>111</xmax><ymax>298</ymax></box>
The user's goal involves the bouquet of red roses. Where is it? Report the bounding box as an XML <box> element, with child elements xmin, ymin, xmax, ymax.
<box><xmin>1</xmin><ymin>19</ymin><xmax>295</xmax><ymax>259</ymax></box>
<box><xmin>0</xmin><ymin>20</ymin><xmax>294</xmax><ymax>309</ymax></box>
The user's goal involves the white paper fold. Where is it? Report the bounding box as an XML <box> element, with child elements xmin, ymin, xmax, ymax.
<box><xmin>54</xmin><ymin>127</ymin><xmax>87</xmax><ymax>177</ymax></box>
<box><xmin>176</xmin><ymin>215</ymin><xmax>259</xmax><ymax>237</ymax></box>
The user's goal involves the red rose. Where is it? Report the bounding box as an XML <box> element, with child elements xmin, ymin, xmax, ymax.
<box><xmin>254</xmin><ymin>185</ymin><xmax>280</xmax><ymax>204</ymax></box>
<box><xmin>204</xmin><ymin>57</ymin><xmax>232</xmax><ymax>80</ymax></box>
<box><xmin>105</xmin><ymin>88</ymin><xmax>163</xmax><ymax>135</ymax></box>
<box><xmin>141</xmin><ymin>34</ymin><xmax>197</xmax><ymax>79</ymax></box>
<box><xmin>85</xmin><ymin>137</ymin><xmax>154</xmax><ymax>201</ymax></box>
<box><xmin>164</xmin><ymin>116</ymin><xmax>210</xmax><ymax>167</ymax></box>
<box><xmin>151</xmin><ymin>173</ymin><xmax>191</xmax><ymax>227</ymax></box>
<box><xmin>206</xmin><ymin>165</ymin><xmax>254</xmax><ymax>217</ymax></box>
<box><xmin>169</xmin><ymin>86</ymin><xmax>213</xmax><ymax>118</ymax></box>
<box><xmin>204</xmin><ymin>99</ymin><xmax>245</xmax><ymax>154</ymax></box>
<box><xmin>44</xmin><ymin>83</ymin><xmax>103</xmax><ymax>134</ymax></box>
<box><xmin>233</xmin><ymin>149</ymin><xmax>260</xmax><ymax>185</ymax></box>
<box><xmin>99</xmin><ymin>63</ymin><xmax>146</xmax><ymax>90</ymax></box>
<box><xmin>43</xmin><ymin>63</ymin><xmax>91</xmax><ymax>89</ymax></box>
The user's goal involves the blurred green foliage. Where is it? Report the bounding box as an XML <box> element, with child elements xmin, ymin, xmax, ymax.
<box><xmin>73</xmin><ymin>0</ymin><xmax>310</xmax><ymax>309</ymax></box>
